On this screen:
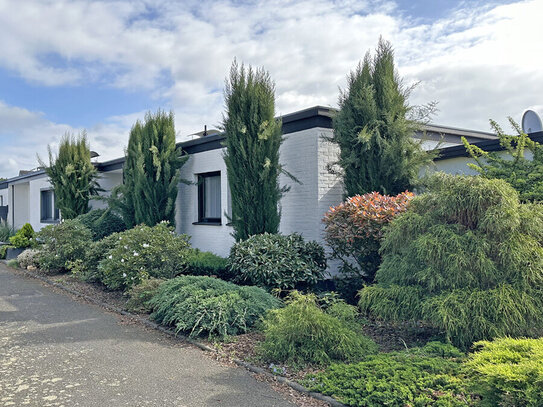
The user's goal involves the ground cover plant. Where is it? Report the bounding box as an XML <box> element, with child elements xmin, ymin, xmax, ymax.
<box><xmin>149</xmin><ymin>275</ymin><xmax>280</xmax><ymax>339</ymax></box>
<box><xmin>229</xmin><ymin>233</ymin><xmax>326</xmax><ymax>290</ymax></box>
<box><xmin>323</xmin><ymin>191</ymin><xmax>413</xmax><ymax>296</ymax></box>
<box><xmin>304</xmin><ymin>344</ymin><xmax>472</xmax><ymax>406</ymax></box>
<box><xmin>466</xmin><ymin>337</ymin><xmax>543</xmax><ymax>407</ymax></box>
<box><xmin>98</xmin><ymin>222</ymin><xmax>191</xmax><ymax>290</ymax></box>
<box><xmin>36</xmin><ymin>219</ymin><xmax>92</xmax><ymax>272</ymax></box>
<box><xmin>358</xmin><ymin>173</ymin><xmax>543</xmax><ymax>348</ymax></box>
<box><xmin>259</xmin><ymin>292</ymin><xmax>377</xmax><ymax>366</ymax></box>
<box><xmin>76</xmin><ymin>208</ymin><xmax>126</xmax><ymax>240</ymax></box>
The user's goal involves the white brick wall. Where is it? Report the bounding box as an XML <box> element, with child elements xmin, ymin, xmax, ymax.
<box><xmin>176</xmin><ymin>149</ymin><xmax>235</xmax><ymax>257</ymax></box>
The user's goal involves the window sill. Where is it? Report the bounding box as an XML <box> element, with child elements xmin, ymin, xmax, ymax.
<box><xmin>41</xmin><ymin>219</ymin><xmax>60</xmax><ymax>224</ymax></box>
<box><xmin>192</xmin><ymin>221</ymin><xmax>222</xmax><ymax>226</ymax></box>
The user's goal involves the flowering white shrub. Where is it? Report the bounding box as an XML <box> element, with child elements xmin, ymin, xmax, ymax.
<box><xmin>98</xmin><ymin>222</ymin><xmax>191</xmax><ymax>291</ymax></box>
<box><xmin>17</xmin><ymin>249</ymin><xmax>41</xmax><ymax>269</ymax></box>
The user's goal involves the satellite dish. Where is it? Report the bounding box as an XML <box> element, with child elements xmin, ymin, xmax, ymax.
<box><xmin>521</xmin><ymin>108</ymin><xmax>543</xmax><ymax>133</ymax></box>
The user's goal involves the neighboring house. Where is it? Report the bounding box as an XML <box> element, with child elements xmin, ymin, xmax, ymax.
<box><xmin>0</xmin><ymin>105</ymin><xmax>502</xmax><ymax>258</ymax></box>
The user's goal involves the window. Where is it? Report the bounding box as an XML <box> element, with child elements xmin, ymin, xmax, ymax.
<box><xmin>197</xmin><ymin>172</ymin><xmax>221</xmax><ymax>224</ymax></box>
<box><xmin>40</xmin><ymin>190</ymin><xmax>59</xmax><ymax>222</ymax></box>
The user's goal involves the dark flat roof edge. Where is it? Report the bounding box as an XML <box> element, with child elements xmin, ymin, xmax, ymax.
<box><xmin>0</xmin><ymin>182</ymin><xmax>7</xmax><ymax>190</ymax></box>
<box><xmin>1</xmin><ymin>169</ymin><xmax>47</xmax><ymax>185</ymax></box>
<box><xmin>435</xmin><ymin>131</ymin><xmax>543</xmax><ymax>160</ymax></box>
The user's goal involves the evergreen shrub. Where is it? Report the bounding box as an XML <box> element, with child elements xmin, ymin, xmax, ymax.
<box><xmin>229</xmin><ymin>233</ymin><xmax>326</xmax><ymax>290</ymax></box>
<box><xmin>185</xmin><ymin>250</ymin><xmax>230</xmax><ymax>278</ymax></box>
<box><xmin>0</xmin><ymin>220</ymin><xmax>15</xmax><ymax>242</ymax></box>
<box><xmin>72</xmin><ymin>233</ymin><xmax>120</xmax><ymax>282</ymax></box>
<box><xmin>98</xmin><ymin>222</ymin><xmax>191</xmax><ymax>291</ymax></box>
<box><xmin>9</xmin><ymin>223</ymin><xmax>35</xmax><ymax>248</ymax></box>
<box><xmin>467</xmin><ymin>337</ymin><xmax>543</xmax><ymax>407</ymax></box>
<box><xmin>76</xmin><ymin>209</ymin><xmax>126</xmax><ymax>240</ymax></box>
<box><xmin>304</xmin><ymin>349</ymin><xmax>471</xmax><ymax>406</ymax></box>
<box><xmin>149</xmin><ymin>275</ymin><xmax>280</xmax><ymax>339</ymax></box>
<box><xmin>323</xmin><ymin>191</ymin><xmax>413</xmax><ymax>289</ymax></box>
<box><xmin>125</xmin><ymin>278</ymin><xmax>164</xmax><ymax>313</ymax></box>
<box><xmin>259</xmin><ymin>292</ymin><xmax>377</xmax><ymax>366</ymax></box>
<box><xmin>359</xmin><ymin>174</ymin><xmax>543</xmax><ymax>348</ymax></box>
<box><xmin>37</xmin><ymin>220</ymin><xmax>93</xmax><ymax>272</ymax></box>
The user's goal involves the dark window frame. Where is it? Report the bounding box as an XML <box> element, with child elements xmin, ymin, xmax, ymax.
<box><xmin>196</xmin><ymin>171</ymin><xmax>221</xmax><ymax>225</ymax></box>
<box><xmin>40</xmin><ymin>189</ymin><xmax>60</xmax><ymax>223</ymax></box>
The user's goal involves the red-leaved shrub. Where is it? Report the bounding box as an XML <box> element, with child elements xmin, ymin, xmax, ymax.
<box><xmin>323</xmin><ymin>191</ymin><xmax>413</xmax><ymax>289</ymax></box>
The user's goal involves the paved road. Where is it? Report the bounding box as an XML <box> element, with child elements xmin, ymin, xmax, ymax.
<box><xmin>0</xmin><ymin>264</ymin><xmax>294</xmax><ymax>407</ymax></box>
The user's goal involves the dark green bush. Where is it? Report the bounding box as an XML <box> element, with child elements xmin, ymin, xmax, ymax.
<box><xmin>229</xmin><ymin>233</ymin><xmax>326</xmax><ymax>290</ymax></box>
<box><xmin>9</xmin><ymin>223</ymin><xmax>35</xmax><ymax>248</ymax></box>
<box><xmin>76</xmin><ymin>208</ymin><xmax>126</xmax><ymax>241</ymax></box>
<box><xmin>36</xmin><ymin>220</ymin><xmax>93</xmax><ymax>272</ymax></box>
<box><xmin>466</xmin><ymin>337</ymin><xmax>543</xmax><ymax>407</ymax></box>
<box><xmin>125</xmin><ymin>278</ymin><xmax>164</xmax><ymax>313</ymax></box>
<box><xmin>359</xmin><ymin>174</ymin><xmax>543</xmax><ymax>348</ymax></box>
<box><xmin>185</xmin><ymin>250</ymin><xmax>230</xmax><ymax>278</ymax></box>
<box><xmin>304</xmin><ymin>351</ymin><xmax>472</xmax><ymax>406</ymax></box>
<box><xmin>149</xmin><ymin>276</ymin><xmax>280</xmax><ymax>339</ymax></box>
<box><xmin>259</xmin><ymin>292</ymin><xmax>377</xmax><ymax>366</ymax></box>
<box><xmin>72</xmin><ymin>233</ymin><xmax>120</xmax><ymax>282</ymax></box>
<box><xmin>98</xmin><ymin>222</ymin><xmax>191</xmax><ymax>291</ymax></box>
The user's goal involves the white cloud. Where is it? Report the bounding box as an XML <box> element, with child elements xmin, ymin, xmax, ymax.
<box><xmin>0</xmin><ymin>0</ymin><xmax>542</xmax><ymax>177</ymax></box>
<box><xmin>0</xmin><ymin>100</ymin><xmax>130</xmax><ymax>176</ymax></box>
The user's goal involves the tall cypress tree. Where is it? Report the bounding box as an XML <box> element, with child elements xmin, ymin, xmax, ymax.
<box><xmin>121</xmin><ymin>110</ymin><xmax>187</xmax><ymax>227</ymax></box>
<box><xmin>332</xmin><ymin>38</ymin><xmax>432</xmax><ymax>196</ymax></box>
<box><xmin>40</xmin><ymin>132</ymin><xmax>100</xmax><ymax>219</ymax></box>
<box><xmin>223</xmin><ymin>61</ymin><xmax>287</xmax><ymax>241</ymax></box>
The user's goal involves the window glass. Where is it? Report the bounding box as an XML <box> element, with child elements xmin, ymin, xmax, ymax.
<box><xmin>198</xmin><ymin>172</ymin><xmax>221</xmax><ymax>223</ymax></box>
<box><xmin>40</xmin><ymin>190</ymin><xmax>59</xmax><ymax>222</ymax></box>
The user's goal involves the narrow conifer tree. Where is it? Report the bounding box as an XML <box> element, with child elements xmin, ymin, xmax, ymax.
<box><xmin>40</xmin><ymin>132</ymin><xmax>100</xmax><ymax>219</ymax></box>
<box><xmin>223</xmin><ymin>61</ymin><xmax>287</xmax><ymax>241</ymax></box>
<box><xmin>332</xmin><ymin>38</ymin><xmax>432</xmax><ymax>196</ymax></box>
<box><xmin>121</xmin><ymin>110</ymin><xmax>187</xmax><ymax>227</ymax></box>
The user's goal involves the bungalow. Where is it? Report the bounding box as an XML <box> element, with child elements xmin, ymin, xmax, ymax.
<box><xmin>0</xmin><ymin>105</ymin><xmax>504</xmax><ymax>258</ymax></box>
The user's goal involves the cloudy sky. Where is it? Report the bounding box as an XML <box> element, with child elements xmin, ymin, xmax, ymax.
<box><xmin>0</xmin><ymin>0</ymin><xmax>541</xmax><ymax>178</ymax></box>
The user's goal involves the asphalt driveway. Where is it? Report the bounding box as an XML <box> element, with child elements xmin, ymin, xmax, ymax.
<box><xmin>0</xmin><ymin>263</ymin><xmax>294</xmax><ymax>407</ymax></box>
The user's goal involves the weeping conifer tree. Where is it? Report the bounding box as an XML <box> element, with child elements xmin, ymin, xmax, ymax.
<box><xmin>40</xmin><ymin>132</ymin><xmax>100</xmax><ymax>219</ymax></box>
<box><xmin>222</xmin><ymin>61</ymin><xmax>287</xmax><ymax>241</ymax></box>
<box><xmin>332</xmin><ymin>38</ymin><xmax>432</xmax><ymax>196</ymax></box>
<box><xmin>119</xmin><ymin>110</ymin><xmax>187</xmax><ymax>227</ymax></box>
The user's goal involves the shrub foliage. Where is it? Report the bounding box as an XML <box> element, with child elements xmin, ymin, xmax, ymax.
<box><xmin>125</xmin><ymin>278</ymin><xmax>164</xmax><ymax>313</ymax></box>
<box><xmin>98</xmin><ymin>222</ymin><xmax>191</xmax><ymax>291</ymax></box>
<box><xmin>229</xmin><ymin>233</ymin><xmax>326</xmax><ymax>290</ymax></box>
<box><xmin>331</xmin><ymin>38</ymin><xmax>432</xmax><ymax>197</ymax></box>
<box><xmin>149</xmin><ymin>276</ymin><xmax>280</xmax><ymax>339</ymax></box>
<box><xmin>39</xmin><ymin>132</ymin><xmax>100</xmax><ymax>219</ymax></box>
<box><xmin>323</xmin><ymin>191</ymin><xmax>413</xmax><ymax>285</ymax></box>
<box><xmin>463</xmin><ymin>117</ymin><xmax>543</xmax><ymax>202</ymax></box>
<box><xmin>9</xmin><ymin>223</ymin><xmax>35</xmax><ymax>248</ymax></box>
<box><xmin>260</xmin><ymin>292</ymin><xmax>377</xmax><ymax>366</ymax></box>
<box><xmin>467</xmin><ymin>337</ymin><xmax>543</xmax><ymax>407</ymax></box>
<box><xmin>359</xmin><ymin>174</ymin><xmax>543</xmax><ymax>348</ymax></box>
<box><xmin>222</xmin><ymin>61</ymin><xmax>290</xmax><ymax>241</ymax></box>
<box><xmin>76</xmin><ymin>208</ymin><xmax>126</xmax><ymax>240</ymax></box>
<box><xmin>37</xmin><ymin>220</ymin><xmax>93</xmax><ymax>272</ymax></box>
<box><xmin>185</xmin><ymin>250</ymin><xmax>229</xmax><ymax>277</ymax></box>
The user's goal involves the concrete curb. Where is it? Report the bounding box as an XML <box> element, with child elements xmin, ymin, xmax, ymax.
<box><xmin>6</xmin><ymin>264</ymin><xmax>346</xmax><ymax>407</ymax></box>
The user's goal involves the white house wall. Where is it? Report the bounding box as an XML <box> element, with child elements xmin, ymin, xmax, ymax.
<box><xmin>176</xmin><ymin>148</ymin><xmax>234</xmax><ymax>257</ymax></box>
<box><xmin>10</xmin><ymin>182</ymin><xmax>30</xmax><ymax>229</ymax></box>
<box><xmin>90</xmin><ymin>170</ymin><xmax>123</xmax><ymax>210</ymax></box>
